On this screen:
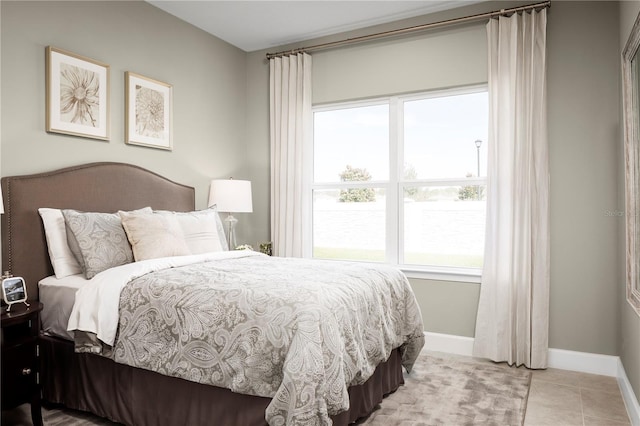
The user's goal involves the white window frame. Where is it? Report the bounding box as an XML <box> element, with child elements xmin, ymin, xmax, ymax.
<box><xmin>310</xmin><ymin>84</ymin><xmax>487</xmax><ymax>283</ymax></box>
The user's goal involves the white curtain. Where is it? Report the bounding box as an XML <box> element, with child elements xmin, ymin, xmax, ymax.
<box><xmin>473</xmin><ymin>9</ymin><xmax>549</xmax><ymax>369</ymax></box>
<box><xmin>269</xmin><ymin>53</ymin><xmax>312</xmax><ymax>257</ymax></box>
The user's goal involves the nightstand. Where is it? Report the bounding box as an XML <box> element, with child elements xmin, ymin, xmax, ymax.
<box><xmin>1</xmin><ymin>302</ymin><xmax>43</xmax><ymax>426</ymax></box>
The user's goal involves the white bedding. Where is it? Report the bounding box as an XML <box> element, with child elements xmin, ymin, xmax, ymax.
<box><xmin>67</xmin><ymin>250</ymin><xmax>261</xmax><ymax>346</ymax></box>
<box><xmin>72</xmin><ymin>252</ymin><xmax>425</xmax><ymax>425</ymax></box>
<box><xmin>39</xmin><ymin>274</ymin><xmax>87</xmax><ymax>340</ymax></box>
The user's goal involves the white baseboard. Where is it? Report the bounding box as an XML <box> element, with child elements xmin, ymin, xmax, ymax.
<box><xmin>618</xmin><ymin>359</ymin><xmax>640</xmax><ymax>426</ymax></box>
<box><xmin>424</xmin><ymin>331</ymin><xmax>640</xmax><ymax>425</ymax></box>
<box><xmin>547</xmin><ymin>347</ymin><xmax>619</xmax><ymax>377</ymax></box>
<box><xmin>424</xmin><ymin>331</ymin><xmax>474</xmax><ymax>356</ymax></box>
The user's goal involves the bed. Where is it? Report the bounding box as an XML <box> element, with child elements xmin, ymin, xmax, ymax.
<box><xmin>1</xmin><ymin>162</ymin><xmax>425</xmax><ymax>426</ymax></box>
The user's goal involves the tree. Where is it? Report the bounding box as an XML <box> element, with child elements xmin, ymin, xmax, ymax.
<box><xmin>338</xmin><ymin>165</ymin><xmax>376</xmax><ymax>202</ymax></box>
<box><xmin>404</xmin><ymin>163</ymin><xmax>419</xmax><ymax>198</ymax></box>
<box><xmin>458</xmin><ymin>173</ymin><xmax>485</xmax><ymax>201</ymax></box>
<box><xmin>403</xmin><ymin>163</ymin><xmax>437</xmax><ymax>201</ymax></box>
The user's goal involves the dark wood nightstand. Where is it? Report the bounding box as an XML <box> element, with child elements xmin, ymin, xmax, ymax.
<box><xmin>1</xmin><ymin>302</ymin><xmax>43</xmax><ymax>426</ymax></box>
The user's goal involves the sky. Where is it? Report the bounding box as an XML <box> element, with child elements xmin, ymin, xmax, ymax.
<box><xmin>313</xmin><ymin>90</ymin><xmax>488</xmax><ymax>183</ymax></box>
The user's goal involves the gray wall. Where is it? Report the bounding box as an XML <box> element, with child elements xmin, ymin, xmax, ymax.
<box><xmin>619</xmin><ymin>0</ymin><xmax>640</xmax><ymax>402</ymax></box>
<box><xmin>2</xmin><ymin>0</ymin><xmax>634</xmax><ymax>393</ymax></box>
<box><xmin>247</xmin><ymin>1</ymin><xmax>624</xmax><ymax>357</ymax></box>
<box><xmin>547</xmin><ymin>1</ymin><xmax>621</xmax><ymax>356</ymax></box>
<box><xmin>1</xmin><ymin>1</ymin><xmax>251</xmax><ymax>239</ymax></box>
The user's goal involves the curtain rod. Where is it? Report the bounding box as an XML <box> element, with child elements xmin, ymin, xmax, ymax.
<box><xmin>266</xmin><ymin>1</ymin><xmax>550</xmax><ymax>60</ymax></box>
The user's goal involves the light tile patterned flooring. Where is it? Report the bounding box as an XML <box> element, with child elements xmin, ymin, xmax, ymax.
<box><xmin>525</xmin><ymin>367</ymin><xmax>631</xmax><ymax>425</ymax></box>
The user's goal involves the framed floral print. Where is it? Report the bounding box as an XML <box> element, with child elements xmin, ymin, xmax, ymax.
<box><xmin>45</xmin><ymin>46</ymin><xmax>110</xmax><ymax>140</ymax></box>
<box><xmin>125</xmin><ymin>72</ymin><xmax>173</xmax><ymax>151</ymax></box>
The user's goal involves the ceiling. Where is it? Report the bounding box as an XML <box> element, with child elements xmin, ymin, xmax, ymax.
<box><xmin>147</xmin><ymin>1</ymin><xmax>481</xmax><ymax>52</ymax></box>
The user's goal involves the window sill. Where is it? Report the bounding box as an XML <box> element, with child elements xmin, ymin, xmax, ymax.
<box><xmin>402</xmin><ymin>268</ymin><xmax>481</xmax><ymax>283</ymax></box>
<box><xmin>310</xmin><ymin>256</ymin><xmax>482</xmax><ymax>284</ymax></box>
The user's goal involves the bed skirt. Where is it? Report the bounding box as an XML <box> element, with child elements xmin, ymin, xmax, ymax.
<box><xmin>40</xmin><ymin>335</ymin><xmax>404</xmax><ymax>425</ymax></box>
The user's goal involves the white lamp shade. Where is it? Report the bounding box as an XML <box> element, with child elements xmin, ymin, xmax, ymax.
<box><xmin>208</xmin><ymin>179</ymin><xmax>253</xmax><ymax>213</ymax></box>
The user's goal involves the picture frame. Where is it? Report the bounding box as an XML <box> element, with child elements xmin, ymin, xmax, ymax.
<box><xmin>45</xmin><ymin>46</ymin><xmax>110</xmax><ymax>141</ymax></box>
<box><xmin>2</xmin><ymin>277</ymin><xmax>28</xmax><ymax>311</ymax></box>
<box><xmin>125</xmin><ymin>71</ymin><xmax>173</xmax><ymax>151</ymax></box>
<box><xmin>622</xmin><ymin>10</ymin><xmax>640</xmax><ymax>317</ymax></box>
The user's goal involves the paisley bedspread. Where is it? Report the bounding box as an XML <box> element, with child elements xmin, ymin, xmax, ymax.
<box><xmin>74</xmin><ymin>253</ymin><xmax>425</xmax><ymax>425</ymax></box>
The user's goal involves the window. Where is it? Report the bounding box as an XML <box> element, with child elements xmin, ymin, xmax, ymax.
<box><xmin>311</xmin><ymin>86</ymin><xmax>488</xmax><ymax>280</ymax></box>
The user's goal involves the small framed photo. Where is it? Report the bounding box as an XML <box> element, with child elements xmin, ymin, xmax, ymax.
<box><xmin>46</xmin><ymin>46</ymin><xmax>110</xmax><ymax>140</ymax></box>
<box><xmin>125</xmin><ymin>71</ymin><xmax>173</xmax><ymax>151</ymax></box>
<box><xmin>2</xmin><ymin>277</ymin><xmax>27</xmax><ymax>309</ymax></box>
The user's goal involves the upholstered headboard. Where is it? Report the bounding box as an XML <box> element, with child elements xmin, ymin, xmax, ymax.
<box><xmin>1</xmin><ymin>162</ymin><xmax>195</xmax><ymax>301</ymax></box>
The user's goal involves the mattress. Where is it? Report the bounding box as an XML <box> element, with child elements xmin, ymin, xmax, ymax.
<box><xmin>39</xmin><ymin>274</ymin><xmax>87</xmax><ymax>341</ymax></box>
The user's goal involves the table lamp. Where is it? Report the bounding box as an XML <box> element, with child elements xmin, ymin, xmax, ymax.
<box><xmin>208</xmin><ymin>179</ymin><xmax>253</xmax><ymax>249</ymax></box>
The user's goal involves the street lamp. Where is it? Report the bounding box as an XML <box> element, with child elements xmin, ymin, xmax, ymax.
<box><xmin>475</xmin><ymin>139</ymin><xmax>482</xmax><ymax>177</ymax></box>
<box><xmin>475</xmin><ymin>139</ymin><xmax>482</xmax><ymax>200</ymax></box>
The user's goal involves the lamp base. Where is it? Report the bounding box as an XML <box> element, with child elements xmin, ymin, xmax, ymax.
<box><xmin>224</xmin><ymin>214</ymin><xmax>239</xmax><ymax>249</ymax></box>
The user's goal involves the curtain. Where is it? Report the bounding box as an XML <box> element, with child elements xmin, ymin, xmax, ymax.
<box><xmin>269</xmin><ymin>53</ymin><xmax>312</xmax><ymax>257</ymax></box>
<box><xmin>473</xmin><ymin>9</ymin><xmax>549</xmax><ymax>369</ymax></box>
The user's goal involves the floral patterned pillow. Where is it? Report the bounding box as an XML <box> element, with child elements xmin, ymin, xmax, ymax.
<box><xmin>63</xmin><ymin>207</ymin><xmax>151</xmax><ymax>279</ymax></box>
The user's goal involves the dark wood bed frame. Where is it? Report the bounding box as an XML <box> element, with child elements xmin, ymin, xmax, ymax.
<box><xmin>1</xmin><ymin>162</ymin><xmax>404</xmax><ymax>426</ymax></box>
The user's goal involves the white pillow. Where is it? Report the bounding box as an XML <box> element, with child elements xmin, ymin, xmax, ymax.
<box><xmin>119</xmin><ymin>210</ymin><xmax>191</xmax><ymax>261</ymax></box>
<box><xmin>155</xmin><ymin>208</ymin><xmax>226</xmax><ymax>254</ymax></box>
<box><xmin>38</xmin><ymin>208</ymin><xmax>83</xmax><ymax>279</ymax></box>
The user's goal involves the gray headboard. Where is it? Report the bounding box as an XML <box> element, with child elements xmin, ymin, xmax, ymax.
<box><xmin>1</xmin><ymin>162</ymin><xmax>195</xmax><ymax>301</ymax></box>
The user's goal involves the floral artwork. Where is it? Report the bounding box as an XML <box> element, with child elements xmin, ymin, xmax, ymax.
<box><xmin>135</xmin><ymin>85</ymin><xmax>164</xmax><ymax>138</ymax></box>
<box><xmin>126</xmin><ymin>72</ymin><xmax>172</xmax><ymax>150</ymax></box>
<box><xmin>60</xmin><ymin>64</ymin><xmax>100</xmax><ymax>127</ymax></box>
<box><xmin>46</xmin><ymin>46</ymin><xmax>109</xmax><ymax>140</ymax></box>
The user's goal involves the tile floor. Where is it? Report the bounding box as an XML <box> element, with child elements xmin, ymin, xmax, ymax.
<box><xmin>524</xmin><ymin>367</ymin><xmax>632</xmax><ymax>425</ymax></box>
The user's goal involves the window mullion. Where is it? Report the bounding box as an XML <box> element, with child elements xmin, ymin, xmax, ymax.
<box><xmin>387</xmin><ymin>97</ymin><xmax>400</xmax><ymax>266</ymax></box>
<box><xmin>397</xmin><ymin>98</ymin><xmax>407</xmax><ymax>267</ymax></box>
<box><xmin>403</xmin><ymin>177</ymin><xmax>487</xmax><ymax>187</ymax></box>
<box><xmin>312</xmin><ymin>181</ymin><xmax>389</xmax><ymax>190</ymax></box>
